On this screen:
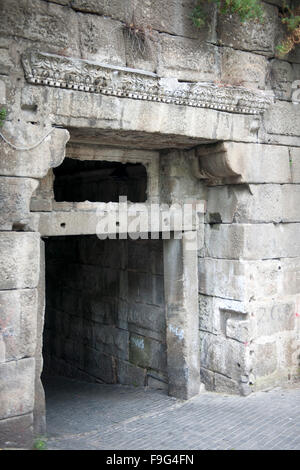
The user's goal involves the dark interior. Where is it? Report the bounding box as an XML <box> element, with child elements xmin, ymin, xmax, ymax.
<box><xmin>53</xmin><ymin>158</ymin><xmax>148</xmax><ymax>203</ymax></box>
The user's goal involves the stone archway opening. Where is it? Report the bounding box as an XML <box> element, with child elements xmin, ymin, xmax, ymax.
<box><xmin>30</xmin><ymin>129</ymin><xmax>206</xmax><ymax>435</ymax></box>
<box><xmin>42</xmin><ymin>235</ymin><xmax>169</xmax><ymax>391</ymax></box>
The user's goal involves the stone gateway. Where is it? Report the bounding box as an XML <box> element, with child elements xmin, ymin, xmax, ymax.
<box><xmin>0</xmin><ymin>0</ymin><xmax>299</xmax><ymax>448</ymax></box>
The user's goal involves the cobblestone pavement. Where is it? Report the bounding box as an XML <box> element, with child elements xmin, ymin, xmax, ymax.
<box><xmin>45</xmin><ymin>377</ymin><xmax>300</xmax><ymax>450</ymax></box>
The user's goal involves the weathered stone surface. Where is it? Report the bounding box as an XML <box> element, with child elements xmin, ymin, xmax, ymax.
<box><xmin>206</xmin><ymin>184</ymin><xmax>300</xmax><ymax>224</ymax></box>
<box><xmin>0</xmin><ymin>358</ymin><xmax>35</xmax><ymax>420</ymax></box>
<box><xmin>128</xmin><ymin>304</ymin><xmax>166</xmax><ymax>338</ymax></box>
<box><xmin>78</xmin><ymin>13</ymin><xmax>126</xmax><ymax>65</ymax></box>
<box><xmin>30</xmin><ymin>170</ymin><xmax>54</xmax><ymax>212</ymax></box>
<box><xmin>199</xmin><ymin>258</ymin><xmax>247</xmax><ymax>301</ymax></box>
<box><xmin>290</xmin><ymin>147</ymin><xmax>300</xmax><ymax>183</ymax></box>
<box><xmin>221</xmin><ymin>48</ymin><xmax>268</xmax><ymax>88</ymax></box>
<box><xmin>214</xmin><ymin>373</ymin><xmax>241</xmax><ymax>395</ymax></box>
<box><xmin>71</xmin><ymin>0</ymin><xmax>133</xmax><ymax>22</ymax></box>
<box><xmin>0</xmin><ymin>289</ymin><xmax>38</xmax><ymax>363</ymax></box>
<box><xmin>265</xmin><ymin>101</ymin><xmax>300</xmax><ymax>137</ymax></box>
<box><xmin>269</xmin><ymin>59</ymin><xmax>300</xmax><ymax>101</ymax></box>
<box><xmin>129</xmin><ymin>333</ymin><xmax>167</xmax><ymax>372</ymax></box>
<box><xmin>0</xmin><ymin>0</ymin><xmax>80</xmax><ymax>56</ymax></box>
<box><xmin>72</xmin><ymin>0</ymin><xmax>215</xmax><ymax>40</ymax></box>
<box><xmin>0</xmin><ymin>177</ymin><xmax>38</xmax><ymax>230</ymax></box>
<box><xmin>254</xmin><ymin>341</ymin><xmax>277</xmax><ymax>377</ymax></box>
<box><xmin>0</xmin><ymin>233</ymin><xmax>40</xmax><ymax>289</ymax></box>
<box><xmin>0</xmin><ymin>125</ymin><xmax>69</xmax><ymax>178</ymax></box>
<box><xmin>200</xmin><ymin>331</ymin><xmax>250</xmax><ymax>382</ymax></box>
<box><xmin>227</xmin><ymin>143</ymin><xmax>290</xmax><ymax>184</ymax></box>
<box><xmin>0</xmin><ymin>413</ymin><xmax>34</xmax><ymax>448</ymax></box>
<box><xmin>93</xmin><ymin>326</ymin><xmax>129</xmax><ymax>361</ymax></box>
<box><xmin>217</xmin><ymin>3</ymin><xmax>277</xmax><ymax>57</ymax></box>
<box><xmin>202</xmin><ymin>223</ymin><xmax>300</xmax><ymax>260</ymax></box>
<box><xmin>164</xmin><ymin>234</ymin><xmax>200</xmax><ymax>399</ymax></box>
<box><xmin>199</xmin><ymin>294</ymin><xmax>247</xmax><ymax>335</ymax></box>
<box><xmin>117</xmin><ymin>359</ymin><xmax>146</xmax><ymax>387</ymax></box>
<box><xmin>252</xmin><ymin>300</ymin><xmax>296</xmax><ymax>336</ymax></box>
<box><xmin>157</xmin><ymin>35</ymin><xmax>219</xmax><ymax>82</ymax></box>
<box><xmin>248</xmin><ymin>258</ymin><xmax>300</xmax><ymax>300</ymax></box>
<box><xmin>226</xmin><ymin>319</ymin><xmax>252</xmax><ymax>344</ymax></box>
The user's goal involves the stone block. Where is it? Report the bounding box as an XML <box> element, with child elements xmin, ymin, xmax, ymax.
<box><xmin>117</xmin><ymin>358</ymin><xmax>146</xmax><ymax>387</ymax></box>
<box><xmin>265</xmin><ymin>101</ymin><xmax>300</xmax><ymax>137</ymax></box>
<box><xmin>93</xmin><ymin>326</ymin><xmax>129</xmax><ymax>361</ymax></box>
<box><xmin>72</xmin><ymin>0</ymin><xmax>215</xmax><ymax>40</ymax></box>
<box><xmin>217</xmin><ymin>3</ymin><xmax>277</xmax><ymax>57</ymax></box>
<box><xmin>199</xmin><ymin>258</ymin><xmax>247</xmax><ymax>301</ymax></box>
<box><xmin>78</xmin><ymin>13</ymin><xmax>126</xmax><ymax>66</ymax></box>
<box><xmin>0</xmin><ymin>125</ymin><xmax>69</xmax><ymax>178</ymax></box>
<box><xmin>290</xmin><ymin>147</ymin><xmax>300</xmax><ymax>183</ymax></box>
<box><xmin>226</xmin><ymin>319</ymin><xmax>252</xmax><ymax>344</ymax></box>
<box><xmin>0</xmin><ymin>233</ymin><xmax>40</xmax><ymax>289</ymax></box>
<box><xmin>220</xmin><ymin>142</ymin><xmax>291</xmax><ymax>185</ymax></box>
<box><xmin>30</xmin><ymin>170</ymin><xmax>54</xmax><ymax>213</ymax></box>
<box><xmin>200</xmin><ymin>331</ymin><xmax>250</xmax><ymax>381</ymax></box>
<box><xmin>0</xmin><ymin>358</ymin><xmax>35</xmax><ymax>420</ymax></box>
<box><xmin>0</xmin><ymin>177</ymin><xmax>38</xmax><ymax>230</ymax></box>
<box><xmin>253</xmin><ymin>300</ymin><xmax>296</xmax><ymax>336</ymax></box>
<box><xmin>202</xmin><ymin>223</ymin><xmax>300</xmax><ymax>260</ymax></box>
<box><xmin>128</xmin><ymin>271</ymin><xmax>153</xmax><ymax>304</ymax></box>
<box><xmin>128</xmin><ymin>304</ymin><xmax>166</xmax><ymax>337</ymax></box>
<box><xmin>206</xmin><ymin>184</ymin><xmax>300</xmax><ymax>224</ymax></box>
<box><xmin>248</xmin><ymin>257</ymin><xmax>300</xmax><ymax>300</ymax></box>
<box><xmin>214</xmin><ymin>373</ymin><xmax>240</xmax><ymax>395</ymax></box>
<box><xmin>146</xmin><ymin>370</ymin><xmax>168</xmax><ymax>391</ymax></box>
<box><xmin>0</xmin><ymin>0</ymin><xmax>80</xmax><ymax>56</ymax></box>
<box><xmin>254</xmin><ymin>341</ymin><xmax>277</xmax><ymax>377</ymax></box>
<box><xmin>129</xmin><ymin>333</ymin><xmax>167</xmax><ymax>373</ymax></box>
<box><xmin>0</xmin><ymin>289</ymin><xmax>38</xmax><ymax>362</ymax></box>
<box><xmin>83</xmin><ymin>347</ymin><xmax>116</xmax><ymax>383</ymax></box>
<box><xmin>157</xmin><ymin>35</ymin><xmax>219</xmax><ymax>82</ymax></box>
<box><xmin>200</xmin><ymin>367</ymin><xmax>215</xmax><ymax>392</ymax></box>
<box><xmin>220</xmin><ymin>48</ymin><xmax>268</xmax><ymax>89</ymax></box>
<box><xmin>0</xmin><ymin>413</ymin><xmax>34</xmax><ymax>448</ymax></box>
<box><xmin>71</xmin><ymin>0</ymin><xmax>133</xmax><ymax>22</ymax></box>
<box><xmin>199</xmin><ymin>295</ymin><xmax>247</xmax><ymax>335</ymax></box>
<box><xmin>269</xmin><ymin>59</ymin><xmax>295</xmax><ymax>100</ymax></box>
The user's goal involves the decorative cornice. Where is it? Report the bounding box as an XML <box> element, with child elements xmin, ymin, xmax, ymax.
<box><xmin>22</xmin><ymin>51</ymin><xmax>274</xmax><ymax>115</ymax></box>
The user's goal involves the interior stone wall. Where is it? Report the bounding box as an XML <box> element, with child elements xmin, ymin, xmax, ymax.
<box><xmin>43</xmin><ymin>235</ymin><xmax>167</xmax><ymax>390</ymax></box>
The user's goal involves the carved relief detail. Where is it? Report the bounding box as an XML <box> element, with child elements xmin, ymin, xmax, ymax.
<box><xmin>22</xmin><ymin>51</ymin><xmax>274</xmax><ymax>115</ymax></box>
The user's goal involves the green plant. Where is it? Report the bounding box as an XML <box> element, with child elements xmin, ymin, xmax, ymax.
<box><xmin>191</xmin><ymin>0</ymin><xmax>264</xmax><ymax>28</ymax></box>
<box><xmin>0</xmin><ymin>107</ymin><xmax>6</xmax><ymax>128</ymax></box>
<box><xmin>276</xmin><ymin>2</ymin><xmax>300</xmax><ymax>57</ymax></box>
<box><xmin>33</xmin><ymin>437</ymin><xmax>47</xmax><ymax>450</ymax></box>
<box><xmin>191</xmin><ymin>0</ymin><xmax>300</xmax><ymax>57</ymax></box>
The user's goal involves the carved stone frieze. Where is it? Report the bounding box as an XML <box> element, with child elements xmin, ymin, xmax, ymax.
<box><xmin>22</xmin><ymin>51</ymin><xmax>274</xmax><ymax>115</ymax></box>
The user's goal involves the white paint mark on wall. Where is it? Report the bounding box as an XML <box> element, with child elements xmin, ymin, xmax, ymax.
<box><xmin>131</xmin><ymin>336</ymin><xmax>144</xmax><ymax>349</ymax></box>
<box><xmin>168</xmin><ymin>325</ymin><xmax>184</xmax><ymax>340</ymax></box>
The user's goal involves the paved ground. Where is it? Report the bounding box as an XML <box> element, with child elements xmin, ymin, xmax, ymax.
<box><xmin>44</xmin><ymin>376</ymin><xmax>300</xmax><ymax>450</ymax></box>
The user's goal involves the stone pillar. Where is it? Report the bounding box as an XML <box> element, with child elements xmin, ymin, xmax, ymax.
<box><xmin>0</xmin><ymin>232</ymin><xmax>40</xmax><ymax>448</ymax></box>
<box><xmin>163</xmin><ymin>232</ymin><xmax>200</xmax><ymax>400</ymax></box>
<box><xmin>0</xmin><ymin>124</ymin><xmax>69</xmax><ymax>447</ymax></box>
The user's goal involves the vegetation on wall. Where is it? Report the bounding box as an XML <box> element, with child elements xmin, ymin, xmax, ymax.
<box><xmin>0</xmin><ymin>107</ymin><xmax>6</xmax><ymax>128</ymax></box>
<box><xmin>191</xmin><ymin>0</ymin><xmax>300</xmax><ymax>57</ymax></box>
<box><xmin>277</xmin><ymin>2</ymin><xmax>300</xmax><ymax>56</ymax></box>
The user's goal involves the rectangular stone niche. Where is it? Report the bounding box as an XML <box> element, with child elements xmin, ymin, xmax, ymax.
<box><xmin>53</xmin><ymin>158</ymin><xmax>147</xmax><ymax>203</ymax></box>
<box><xmin>42</xmin><ymin>235</ymin><xmax>168</xmax><ymax>390</ymax></box>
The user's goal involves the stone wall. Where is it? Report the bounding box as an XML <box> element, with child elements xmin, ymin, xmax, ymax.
<box><xmin>43</xmin><ymin>235</ymin><xmax>167</xmax><ymax>390</ymax></box>
<box><xmin>198</xmin><ymin>143</ymin><xmax>300</xmax><ymax>394</ymax></box>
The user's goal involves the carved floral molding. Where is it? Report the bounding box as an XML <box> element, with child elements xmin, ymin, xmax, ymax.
<box><xmin>22</xmin><ymin>51</ymin><xmax>274</xmax><ymax>115</ymax></box>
